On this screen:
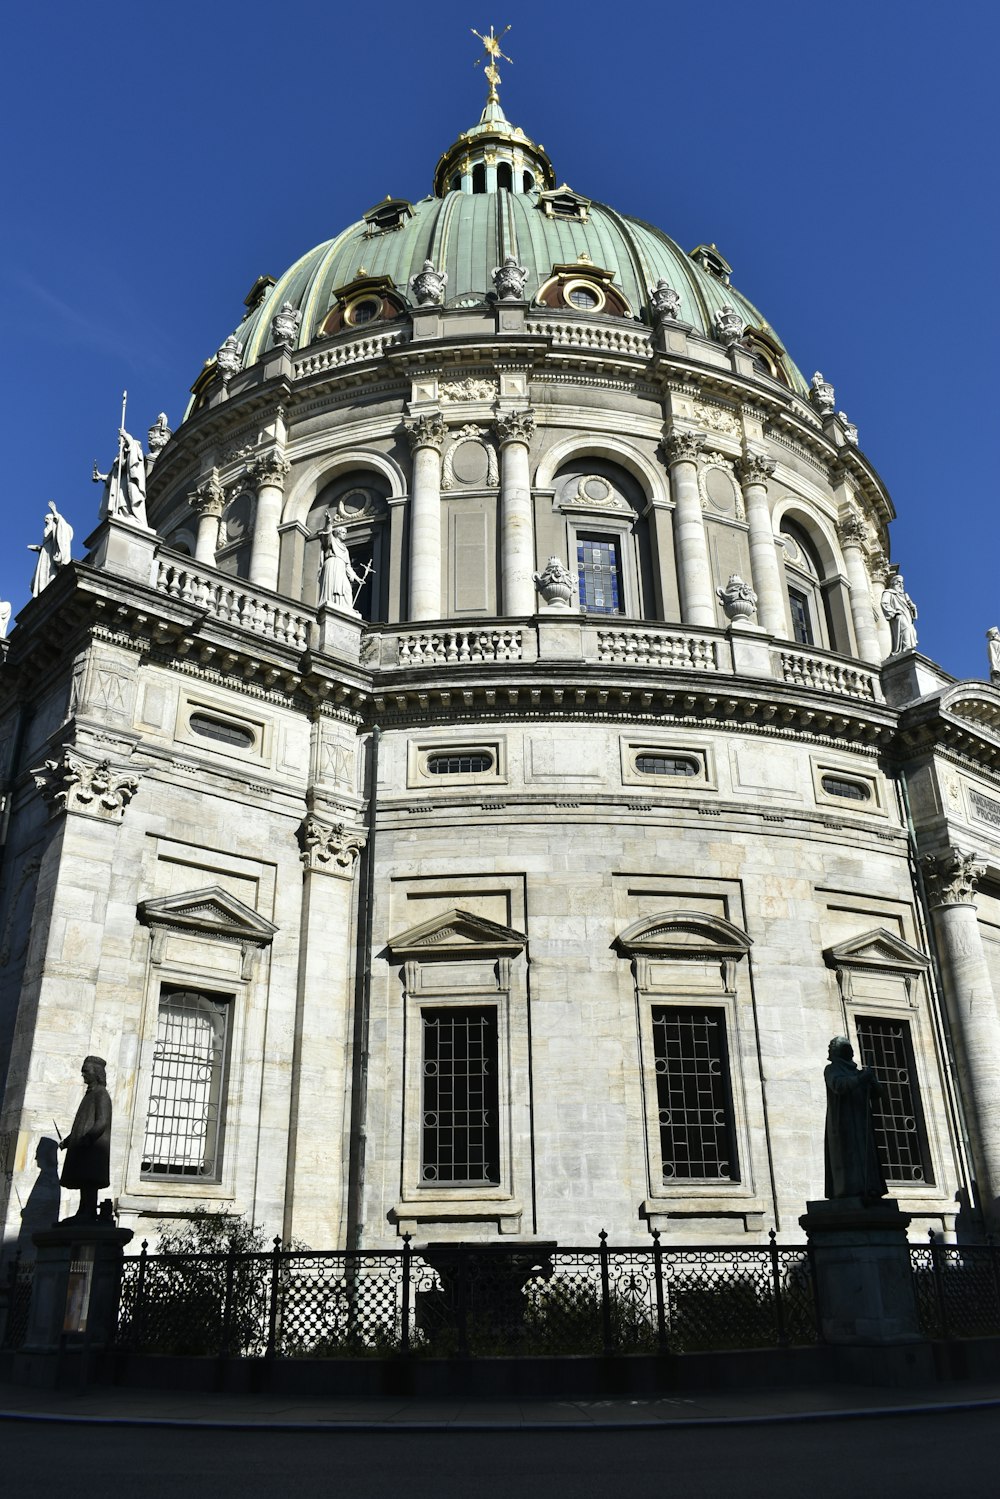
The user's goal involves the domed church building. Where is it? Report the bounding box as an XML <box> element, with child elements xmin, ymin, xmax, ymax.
<box><xmin>3</xmin><ymin>56</ymin><xmax>1000</xmax><ymax>1256</ymax></box>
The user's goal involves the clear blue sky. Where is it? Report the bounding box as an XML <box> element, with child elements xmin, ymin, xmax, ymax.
<box><xmin>3</xmin><ymin>0</ymin><xmax>997</xmax><ymax>680</ymax></box>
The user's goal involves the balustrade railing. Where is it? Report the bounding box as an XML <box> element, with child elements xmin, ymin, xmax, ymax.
<box><xmin>525</xmin><ymin>319</ymin><xmax>653</xmax><ymax>359</ymax></box>
<box><xmin>154</xmin><ymin>559</ymin><xmax>313</xmax><ymax>652</ymax></box>
<box><xmin>396</xmin><ymin>628</ymin><xmax>523</xmax><ymax>666</ymax></box>
<box><xmin>596</xmin><ymin>627</ymin><xmax>720</xmax><ymax>671</ymax></box>
<box><xmin>294</xmin><ymin>329</ymin><xmax>407</xmax><ymax>379</ymax></box>
<box><xmin>778</xmin><ymin>649</ymin><xmax>880</xmax><ymax>701</ymax></box>
<box><xmin>116</xmin><ymin>1230</ymin><xmax>817</xmax><ymax>1361</ymax></box>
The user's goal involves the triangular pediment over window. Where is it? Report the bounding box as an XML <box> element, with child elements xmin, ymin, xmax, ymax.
<box><xmin>387</xmin><ymin>908</ymin><xmax>526</xmax><ymax>959</ymax></box>
<box><xmin>138</xmin><ymin>886</ymin><xmax>278</xmax><ymax>945</ymax></box>
<box><xmin>824</xmin><ymin>927</ymin><xmax>929</xmax><ymax>976</ymax></box>
<box><xmin>614</xmin><ymin>912</ymin><xmax>752</xmax><ymax>959</ymax></box>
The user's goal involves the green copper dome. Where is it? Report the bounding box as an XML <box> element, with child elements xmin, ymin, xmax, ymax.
<box><xmin>219</xmin><ymin>97</ymin><xmax>807</xmax><ymax>395</ymax></box>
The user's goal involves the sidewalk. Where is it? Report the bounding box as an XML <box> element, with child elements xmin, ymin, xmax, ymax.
<box><xmin>3</xmin><ymin>1375</ymin><xmax>1000</xmax><ymax>1430</ymax></box>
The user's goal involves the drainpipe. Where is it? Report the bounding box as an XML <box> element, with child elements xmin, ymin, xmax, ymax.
<box><xmin>346</xmin><ymin>724</ymin><xmax>379</xmax><ymax>1252</ymax></box>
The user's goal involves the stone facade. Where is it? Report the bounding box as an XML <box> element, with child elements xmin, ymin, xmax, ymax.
<box><xmin>2</xmin><ymin>88</ymin><xmax>1000</xmax><ymax>1259</ymax></box>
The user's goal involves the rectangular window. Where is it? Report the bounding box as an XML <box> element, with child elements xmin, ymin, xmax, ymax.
<box><xmin>855</xmin><ymin>1016</ymin><xmax>934</xmax><ymax>1185</ymax></box>
<box><xmin>141</xmin><ymin>987</ymin><xmax>230</xmax><ymax>1180</ymax></box>
<box><xmin>421</xmin><ymin>1006</ymin><xmax>500</xmax><ymax>1185</ymax></box>
<box><xmin>788</xmin><ymin>588</ymin><xmax>814</xmax><ymax>646</ymax></box>
<box><xmin>651</xmin><ymin>1006</ymin><xmax>739</xmax><ymax>1183</ymax></box>
<box><xmin>577</xmin><ymin>534</ymin><xmax>623</xmax><ymax>615</ymax></box>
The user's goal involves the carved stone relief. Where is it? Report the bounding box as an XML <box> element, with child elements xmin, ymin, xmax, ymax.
<box><xmin>561</xmin><ymin>474</ymin><xmax>625</xmax><ymax>511</ymax></box>
<box><xmin>297</xmin><ymin>815</ymin><xmax>365</xmax><ymax>876</ymax></box>
<box><xmin>440</xmin><ymin>378</ymin><xmax>498</xmax><ymax>404</ymax></box>
<box><xmin>698</xmin><ymin>455</ymin><xmax>745</xmax><ymax>520</ymax></box>
<box><xmin>31</xmin><ymin>750</ymin><xmax>140</xmax><ymax>821</ymax></box>
<box><xmin>442</xmin><ymin>427</ymin><xmax>499</xmax><ymax>490</ymax></box>
<box><xmin>923</xmin><ymin>847</ymin><xmax>985</xmax><ymax>906</ymax></box>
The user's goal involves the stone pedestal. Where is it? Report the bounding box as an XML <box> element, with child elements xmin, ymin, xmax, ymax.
<box><xmin>728</xmin><ymin>620</ymin><xmax>774</xmax><ymax>680</ymax></box>
<box><xmin>317</xmin><ymin>604</ymin><xmax>362</xmax><ymax>663</ymax></box>
<box><xmin>84</xmin><ymin>516</ymin><xmax>158</xmax><ymax>584</ymax></box>
<box><xmin>799</xmin><ymin>1198</ymin><xmax>921</xmax><ymax>1345</ymax></box>
<box><xmin>13</xmin><ymin>1220</ymin><xmax>133</xmax><ymax>1386</ymax></box>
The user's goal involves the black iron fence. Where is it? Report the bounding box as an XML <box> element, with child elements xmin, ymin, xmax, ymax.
<box><xmin>116</xmin><ymin>1229</ymin><xmax>819</xmax><ymax>1360</ymax></box>
<box><xmin>0</xmin><ymin>1253</ymin><xmax>34</xmax><ymax>1350</ymax></box>
<box><xmin>910</xmin><ymin>1234</ymin><xmax>1000</xmax><ymax>1340</ymax></box>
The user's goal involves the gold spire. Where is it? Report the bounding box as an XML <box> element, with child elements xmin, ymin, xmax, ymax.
<box><xmin>472</xmin><ymin>24</ymin><xmax>513</xmax><ymax>105</ymax></box>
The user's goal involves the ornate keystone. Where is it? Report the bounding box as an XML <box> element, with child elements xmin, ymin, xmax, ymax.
<box><xmin>809</xmin><ymin>371</ymin><xmax>836</xmax><ymax>415</ymax></box>
<box><xmin>32</xmin><ymin>751</ymin><xmax>140</xmax><ymax>822</ymax></box>
<box><xmin>270</xmin><ymin>300</ymin><xmax>302</xmax><ymax>348</ymax></box>
<box><xmin>735</xmin><ymin>450</ymin><xmax>776</xmax><ymax>487</ymax></box>
<box><xmin>662</xmin><ymin>429</ymin><xmax>706</xmax><ymax>466</ymax></box>
<box><xmin>251</xmin><ymin>451</ymin><xmax>291</xmax><ymax>490</ymax></box>
<box><xmin>297</xmin><ymin>815</ymin><xmax>364</xmax><ymax>875</ymax></box>
<box><xmin>712</xmin><ymin>307</ymin><xmax>745</xmax><ymax>347</ymax></box>
<box><xmin>493</xmin><ymin>409</ymin><xmax>535</xmax><ymax>446</ymax></box>
<box><xmin>190</xmin><ymin>468</ymin><xmax>225</xmax><ymax>517</ymax></box>
<box><xmin>404</xmin><ymin>413</ymin><xmax>448</xmax><ymax>453</ymax></box>
<box><xmin>923</xmin><ymin>847</ymin><xmax>985</xmax><ymax>906</ymax></box>
<box><xmin>492</xmin><ymin>255</ymin><xmax>528</xmax><ymax>302</ymax></box>
<box><xmin>837</xmin><ymin>511</ymin><xmax>867</xmax><ymax>549</ymax></box>
<box><xmin>147</xmin><ymin>413</ymin><xmax>172</xmax><ymax>456</ymax></box>
<box><xmin>409</xmin><ymin>260</ymin><xmax>448</xmax><ymax>307</ymax></box>
<box><xmin>533</xmin><ymin>556</ymin><xmax>575</xmax><ymax>609</ymax></box>
<box><xmin>215</xmin><ymin>335</ymin><xmax>243</xmax><ymax>384</ymax></box>
<box><xmin>648</xmin><ymin>279</ymin><xmax>681</xmax><ymax>322</ymax></box>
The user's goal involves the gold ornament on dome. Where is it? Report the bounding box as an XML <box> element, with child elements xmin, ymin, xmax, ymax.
<box><xmin>472</xmin><ymin>24</ymin><xmax>513</xmax><ymax>103</ymax></box>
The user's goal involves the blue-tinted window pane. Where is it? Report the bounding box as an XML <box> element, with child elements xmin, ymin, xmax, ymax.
<box><xmin>577</xmin><ymin>535</ymin><xmax>623</xmax><ymax>615</ymax></box>
<box><xmin>788</xmin><ymin>588</ymin><xmax>813</xmax><ymax>646</ymax></box>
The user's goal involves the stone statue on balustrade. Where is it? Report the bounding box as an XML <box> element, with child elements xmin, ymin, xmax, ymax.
<box><xmin>987</xmin><ymin>627</ymin><xmax>1000</xmax><ymax>686</ymax></box>
<box><xmin>880</xmin><ymin>572</ymin><xmax>918</xmax><ymax>655</ymax></box>
<box><xmin>58</xmin><ymin>1055</ymin><xmax>113</xmax><ymax>1222</ymax></box>
<box><xmin>93</xmin><ymin>430</ymin><xmax>149</xmax><ymax>527</ymax></box>
<box><xmin>716</xmin><ymin>572</ymin><xmax>757</xmax><ymax>623</ymax></box>
<box><xmin>824</xmin><ymin>1035</ymin><xmax>887</xmax><ymax>1204</ymax></box>
<box><xmin>0</xmin><ymin>600</ymin><xmax>10</xmax><ymax>639</ymax></box>
<box><xmin>28</xmin><ymin>502</ymin><xmax>74</xmax><ymax>597</ymax></box>
<box><xmin>315</xmin><ymin>511</ymin><xmax>369</xmax><ymax>615</ymax></box>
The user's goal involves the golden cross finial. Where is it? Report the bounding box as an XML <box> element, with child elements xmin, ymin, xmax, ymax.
<box><xmin>472</xmin><ymin>24</ymin><xmax>512</xmax><ymax>104</ymax></box>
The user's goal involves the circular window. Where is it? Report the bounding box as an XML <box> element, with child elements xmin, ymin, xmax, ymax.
<box><xmin>822</xmin><ymin>775</ymin><xmax>871</xmax><ymax>802</ymax></box>
<box><xmin>189</xmin><ymin>713</ymin><xmax>256</xmax><ymax>749</ymax></box>
<box><xmin>563</xmin><ymin>279</ymin><xmax>604</xmax><ymax>312</ymax></box>
<box><xmin>635</xmin><ymin>753</ymin><xmax>700</xmax><ymax>778</ymax></box>
<box><xmin>426</xmin><ymin>751</ymin><xmax>494</xmax><ymax>776</ymax></box>
<box><xmin>345</xmin><ymin>297</ymin><xmax>381</xmax><ymax>326</ymax></box>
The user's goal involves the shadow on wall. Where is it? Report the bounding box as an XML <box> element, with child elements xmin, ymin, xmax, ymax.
<box><xmin>14</xmin><ymin>1135</ymin><xmax>61</xmax><ymax>1251</ymax></box>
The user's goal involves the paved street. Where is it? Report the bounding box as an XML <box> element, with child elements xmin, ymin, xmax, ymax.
<box><xmin>3</xmin><ymin>1408</ymin><xmax>998</xmax><ymax>1499</ymax></box>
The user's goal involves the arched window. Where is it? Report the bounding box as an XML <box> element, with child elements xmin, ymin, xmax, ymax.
<box><xmin>553</xmin><ymin>460</ymin><xmax>656</xmax><ymax>621</ymax></box>
<box><xmin>301</xmin><ymin>473</ymin><xmax>391</xmax><ymax>621</ymax></box>
<box><xmin>780</xmin><ymin>518</ymin><xmax>832</xmax><ymax>649</ymax></box>
<box><xmin>523</xmin><ymin>171</ymin><xmax>534</xmax><ymax>192</ymax></box>
<box><xmin>497</xmin><ymin>161</ymin><xmax>513</xmax><ymax>191</ymax></box>
<box><xmin>472</xmin><ymin>163</ymin><xmax>486</xmax><ymax>194</ymax></box>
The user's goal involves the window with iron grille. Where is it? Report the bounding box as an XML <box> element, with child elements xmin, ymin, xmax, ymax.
<box><xmin>141</xmin><ymin>988</ymin><xmax>230</xmax><ymax>1180</ymax></box>
<box><xmin>577</xmin><ymin>534</ymin><xmax>623</xmax><ymax>615</ymax></box>
<box><xmin>421</xmin><ymin>1006</ymin><xmax>500</xmax><ymax>1185</ymax></box>
<box><xmin>426</xmin><ymin>751</ymin><xmax>494</xmax><ymax>775</ymax></box>
<box><xmin>854</xmin><ymin>1016</ymin><xmax>933</xmax><ymax>1184</ymax></box>
<box><xmin>651</xmin><ymin>1007</ymin><xmax>739</xmax><ymax>1182</ymax></box>
<box><xmin>635</xmin><ymin>753</ymin><xmax>701</xmax><ymax>777</ymax></box>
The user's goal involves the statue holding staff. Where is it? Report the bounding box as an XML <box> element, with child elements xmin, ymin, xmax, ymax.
<box><xmin>93</xmin><ymin>390</ymin><xmax>149</xmax><ymax>527</ymax></box>
<box><xmin>824</xmin><ymin>1035</ymin><xmax>888</xmax><ymax>1203</ymax></box>
<box><xmin>314</xmin><ymin>511</ymin><xmax>371</xmax><ymax>615</ymax></box>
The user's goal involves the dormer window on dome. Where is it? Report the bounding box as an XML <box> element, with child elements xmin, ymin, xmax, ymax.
<box><xmin>538</xmin><ymin>185</ymin><xmax>591</xmax><ymax>223</ymax></box>
<box><xmin>536</xmin><ymin>260</ymin><xmax>632</xmax><ymax>317</ymax></box>
<box><xmin>242</xmin><ymin>275</ymin><xmax>275</xmax><ymax>318</ymax></box>
<box><xmin>743</xmin><ymin>325</ymin><xmax>790</xmax><ymax>387</ymax></box>
<box><xmin>318</xmin><ymin>274</ymin><xmax>406</xmax><ymax>338</ymax></box>
<box><xmin>364</xmin><ymin>197</ymin><xmax>413</xmax><ymax>236</ymax></box>
<box><xmin>689</xmin><ymin>243</ymin><xmax>732</xmax><ymax>284</ymax></box>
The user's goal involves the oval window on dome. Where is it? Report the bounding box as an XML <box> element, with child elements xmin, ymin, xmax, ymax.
<box><xmin>345</xmin><ymin>297</ymin><xmax>381</xmax><ymax>326</ymax></box>
<box><xmin>635</xmin><ymin>753</ymin><xmax>701</xmax><ymax>778</ymax></box>
<box><xmin>426</xmin><ymin>751</ymin><xmax>495</xmax><ymax>776</ymax></box>
<box><xmin>821</xmin><ymin>774</ymin><xmax>872</xmax><ymax>803</ymax></box>
<box><xmin>566</xmin><ymin>283</ymin><xmax>601</xmax><ymax>311</ymax></box>
<box><xmin>189</xmin><ymin>713</ymin><xmax>256</xmax><ymax>750</ymax></box>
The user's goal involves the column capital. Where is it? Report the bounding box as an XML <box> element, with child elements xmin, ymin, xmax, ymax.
<box><xmin>189</xmin><ymin>468</ymin><xmax>225</xmax><ymax>518</ymax></box>
<box><xmin>837</xmin><ymin>510</ymin><xmax>867</xmax><ymax>550</ymax></box>
<box><xmin>251</xmin><ymin>450</ymin><xmax>291</xmax><ymax>490</ymax></box>
<box><xmin>31</xmin><ymin>750</ymin><xmax>140</xmax><ymax>823</ymax></box>
<box><xmin>662</xmin><ymin>429</ymin><xmax>706</xmax><ymax>466</ymax></box>
<box><xmin>923</xmin><ymin>847</ymin><xmax>986</xmax><ymax>907</ymax></box>
<box><xmin>404</xmin><ymin>412</ymin><xmax>447</xmax><ymax>453</ymax></box>
<box><xmin>735</xmin><ymin>448</ymin><xmax>776</xmax><ymax>487</ymax></box>
<box><xmin>493</xmin><ymin>408</ymin><xmax>535</xmax><ymax>447</ymax></box>
<box><xmin>297</xmin><ymin>814</ymin><xmax>365</xmax><ymax>876</ymax></box>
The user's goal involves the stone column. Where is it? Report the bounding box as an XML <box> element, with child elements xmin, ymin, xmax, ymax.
<box><xmin>248</xmin><ymin>451</ymin><xmax>291</xmax><ymax>590</ymax></box>
<box><xmin>494</xmin><ymin>409</ymin><xmax>536</xmax><ymax>617</ymax></box>
<box><xmin>837</xmin><ymin>512</ymin><xmax>883</xmax><ymax>665</ymax></box>
<box><xmin>190</xmin><ymin>470</ymin><xmax>225</xmax><ymax>566</ymax></box>
<box><xmin>404</xmin><ymin>414</ymin><xmax>447</xmax><ymax>621</ymax></box>
<box><xmin>285</xmin><ymin>811</ymin><xmax>365</xmax><ymax>1248</ymax></box>
<box><xmin>663</xmin><ymin>430</ymin><xmax>715</xmax><ymax>627</ymax></box>
<box><xmin>924</xmin><ymin>848</ymin><xmax>1000</xmax><ymax>1227</ymax></box>
<box><xmin>735</xmin><ymin>449</ymin><xmax>788</xmax><ymax>637</ymax></box>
